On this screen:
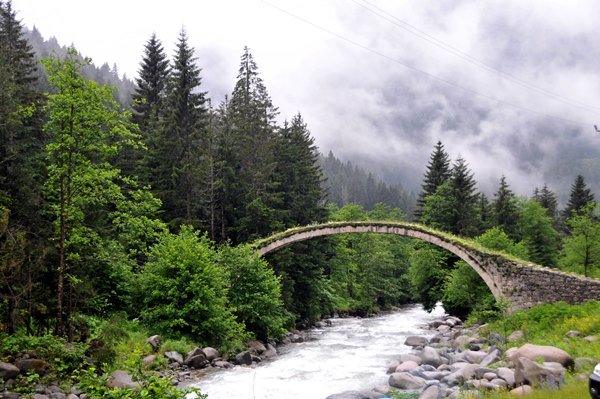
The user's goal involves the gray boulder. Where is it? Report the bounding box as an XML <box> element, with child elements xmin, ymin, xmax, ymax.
<box><xmin>262</xmin><ymin>343</ymin><xmax>277</xmax><ymax>358</ymax></box>
<box><xmin>247</xmin><ymin>340</ymin><xmax>267</xmax><ymax>354</ymax></box>
<box><xmin>202</xmin><ymin>347</ymin><xmax>220</xmax><ymax>362</ymax></box>
<box><xmin>418</xmin><ymin>384</ymin><xmax>440</xmax><ymax>399</ymax></box>
<box><xmin>0</xmin><ymin>361</ymin><xmax>20</xmax><ymax>379</ymax></box>
<box><xmin>497</xmin><ymin>367</ymin><xmax>515</xmax><ymax>387</ymax></box>
<box><xmin>15</xmin><ymin>359</ymin><xmax>49</xmax><ymax>376</ymax></box>
<box><xmin>395</xmin><ymin>360</ymin><xmax>419</xmax><ymax>372</ymax></box>
<box><xmin>508</xmin><ymin>343</ymin><xmax>574</xmax><ymax>369</ymax></box>
<box><xmin>421</xmin><ymin>346</ymin><xmax>443</xmax><ymax>367</ymax></box>
<box><xmin>107</xmin><ymin>370</ymin><xmax>140</xmax><ymax>389</ymax></box>
<box><xmin>404</xmin><ymin>336</ymin><xmax>429</xmax><ymax>347</ymax></box>
<box><xmin>146</xmin><ymin>335</ymin><xmax>161</xmax><ymax>352</ymax></box>
<box><xmin>164</xmin><ymin>351</ymin><xmax>183</xmax><ymax>365</ymax></box>
<box><xmin>514</xmin><ymin>357</ymin><xmax>565</xmax><ymax>387</ymax></box>
<box><xmin>184</xmin><ymin>349</ymin><xmax>208</xmax><ymax>369</ymax></box>
<box><xmin>235</xmin><ymin>350</ymin><xmax>252</xmax><ymax>365</ymax></box>
<box><xmin>389</xmin><ymin>372</ymin><xmax>427</xmax><ymax>389</ymax></box>
<box><xmin>325</xmin><ymin>391</ymin><xmax>369</xmax><ymax>399</ymax></box>
<box><xmin>479</xmin><ymin>348</ymin><xmax>501</xmax><ymax>367</ymax></box>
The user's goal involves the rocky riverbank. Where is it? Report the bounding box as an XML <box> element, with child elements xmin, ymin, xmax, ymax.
<box><xmin>325</xmin><ymin>314</ymin><xmax>597</xmax><ymax>399</ymax></box>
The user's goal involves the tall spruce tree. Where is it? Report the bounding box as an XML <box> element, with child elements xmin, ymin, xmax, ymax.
<box><xmin>415</xmin><ymin>141</ymin><xmax>451</xmax><ymax>221</ymax></box>
<box><xmin>448</xmin><ymin>156</ymin><xmax>479</xmax><ymax>236</ymax></box>
<box><xmin>533</xmin><ymin>183</ymin><xmax>559</xmax><ymax>227</ymax></box>
<box><xmin>562</xmin><ymin>175</ymin><xmax>595</xmax><ymax>219</ymax></box>
<box><xmin>130</xmin><ymin>33</ymin><xmax>170</xmax><ymax>184</ymax></box>
<box><xmin>131</xmin><ymin>33</ymin><xmax>169</xmax><ymax>129</ymax></box>
<box><xmin>273</xmin><ymin>114</ymin><xmax>327</xmax><ymax>227</ymax></box>
<box><xmin>226</xmin><ymin>46</ymin><xmax>280</xmax><ymax>242</ymax></box>
<box><xmin>154</xmin><ymin>29</ymin><xmax>208</xmax><ymax>228</ymax></box>
<box><xmin>492</xmin><ymin>175</ymin><xmax>518</xmax><ymax>238</ymax></box>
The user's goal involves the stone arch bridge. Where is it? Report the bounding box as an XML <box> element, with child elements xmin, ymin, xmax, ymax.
<box><xmin>254</xmin><ymin>221</ymin><xmax>600</xmax><ymax>311</ymax></box>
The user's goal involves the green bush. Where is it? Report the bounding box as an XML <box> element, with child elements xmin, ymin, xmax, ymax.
<box><xmin>218</xmin><ymin>244</ymin><xmax>292</xmax><ymax>341</ymax></box>
<box><xmin>139</xmin><ymin>227</ymin><xmax>249</xmax><ymax>354</ymax></box>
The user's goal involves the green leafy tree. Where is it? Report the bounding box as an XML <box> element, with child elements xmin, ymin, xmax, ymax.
<box><xmin>562</xmin><ymin>175</ymin><xmax>595</xmax><ymax>220</ymax></box>
<box><xmin>475</xmin><ymin>226</ymin><xmax>528</xmax><ymax>259</ymax></box>
<box><xmin>217</xmin><ymin>244</ymin><xmax>291</xmax><ymax>340</ymax></box>
<box><xmin>42</xmin><ymin>50</ymin><xmax>160</xmax><ymax>336</ymax></box>
<box><xmin>442</xmin><ymin>261</ymin><xmax>495</xmax><ymax>319</ymax></box>
<box><xmin>139</xmin><ymin>227</ymin><xmax>248</xmax><ymax>353</ymax></box>
<box><xmin>414</xmin><ymin>141</ymin><xmax>451</xmax><ymax>221</ymax></box>
<box><xmin>517</xmin><ymin>199</ymin><xmax>559</xmax><ymax>267</ymax></box>
<box><xmin>559</xmin><ymin>203</ymin><xmax>600</xmax><ymax>277</ymax></box>
<box><xmin>408</xmin><ymin>245</ymin><xmax>451</xmax><ymax>311</ymax></box>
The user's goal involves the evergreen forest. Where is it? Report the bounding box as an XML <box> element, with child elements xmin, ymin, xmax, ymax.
<box><xmin>1</xmin><ymin>0</ymin><xmax>599</xmax><ymax>384</ymax></box>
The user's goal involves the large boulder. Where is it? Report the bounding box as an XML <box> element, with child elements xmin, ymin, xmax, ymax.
<box><xmin>497</xmin><ymin>367</ymin><xmax>515</xmax><ymax>387</ymax></box>
<box><xmin>235</xmin><ymin>350</ymin><xmax>253</xmax><ymax>365</ymax></box>
<box><xmin>0</xmin><ymin>361</ymin><xmax>20</xmax><ymax>379</ymax></box>
<box><xmin>325</xmin><ymin>391</ymin><xmax>369</xmax><ymax>399</ymax></box>
<box><xmin>164</xmin><ymin>351</ymin><xmax>183</xmax><ymax>365</ymax></box>
<box><xmin>15</xmin><ymin>359</ymin><xmax>49</xmax><ymax>376</ymax></box>
<box><xmin>404</xmin><ymin>336</ymin><xmax>429</xmax><ymax>347</ymax></box>
<box><xmin>421</xmin><ymin>346</ymin><xmax>444</xmax><ymax>367</ymax></box>
<box><xmin>479</xmin><ymin>348</ymin><xmax>501</xmax><ymax>367</ymax></box>
<box><xmin>202</xmin><ymin>347</ymin><xmax>220</xmax><ymax>362</ymax></box>
<box><xmin>388</xmin><ymin>372</ymin><xmax>427</xmax><ymax>389</ymax></box>
<box><xmin>419</xmin><ymin>384</ymin><xmax>441</xmax><ymax>399</ymax></box>
<box><xmin>247</xmin><ymin>340</ymin><xmax>267</xmax><ymax>354</ymax></box>
<box><xmin>395</xmin><ymin>360</ymin><xmax>419</xmax><ymax>372</ymax></box>
<box><xmin>514</xmin><ymin>357</ymin><xmax>565</xmax><ymax>387</ymax></box>
<box><xmin>146</xmin><ymin>335</ymin><xmax>161</xmax><ymax>352</ymax></box>
<box><xmin>262</xmin><ymin>343</ymin><xmax>277</xmax><ymax>358</ymax></box>
<box><xmin>184</xmin><ymin>350</ymin><xmax>209</xmax><ymax>369</ymax></box>
<box><xmin>107</xmin><ymin>370</ymin><xmax>140</xmax><ymax>389</ymax></box>
<box><xmin>508</xmin><ymin>343</ymin><xmax>574</xmax><ymax>369</ymax></box>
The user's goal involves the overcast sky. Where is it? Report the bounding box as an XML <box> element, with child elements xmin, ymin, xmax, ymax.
<box><xmin>12</xmin><ymin>0</ymin><xmax>600</xmax><ymax>197</ymax></box>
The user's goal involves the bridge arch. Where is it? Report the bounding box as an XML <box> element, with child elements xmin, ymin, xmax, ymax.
<box><xmin>255</xmin><ymin>222</ymin><xmax>600</xmax><ymax>311</ymax></box>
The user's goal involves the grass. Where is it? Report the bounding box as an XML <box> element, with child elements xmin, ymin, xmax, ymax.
<box><xmin>475</xmin><ymin>377</ymin><xmax>590</xmax><ymax>399</ymax></box>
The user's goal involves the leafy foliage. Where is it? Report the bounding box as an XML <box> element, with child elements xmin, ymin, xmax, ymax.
<box><xmin>139</xmin><ymin>227</ymin><xmax>248</xmax><ymax>353</ymax></box>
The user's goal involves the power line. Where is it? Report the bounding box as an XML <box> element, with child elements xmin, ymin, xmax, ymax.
<box><xmin>260</xmin><ymin>0</ymin><xmax>584</xmax><ymax>126</ymax></box>
<box><xmin>353</xmin><ymin>0</ymin><xmax>600</xmax><ymax>114</ymax></box>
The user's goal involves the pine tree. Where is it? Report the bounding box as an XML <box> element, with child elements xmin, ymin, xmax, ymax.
<box><xmin>492</xmin><ymin>175</ymin><xmax>518</xmax><ymax>238</ymax></box>
<box><xmin>154</xmin><ymin>29</ymin><xmax>208</xmax><ymax>228</ymax></box>
<box><xmin>533</xmin><ymin>183</ymin><xmax>559</xmax><ymax>227</ymax></box>
<box><xmin>131</xmin><ymin>33</ymin><xmax>169</xmax><ymax>129</ymax></box>
<box><xmin>562</xmin><ymin>175</ymin><xmax>595</xmax><ymax>219</ymax></box>
<box><xmin>415</xmin><ymin>141</ymin><xmax>451</xmax><ymax>221</ymax></box>
<box><xmin>273</xmin><ymin>114</ymin><xmax>327</xmax><ymax>227</ymax></box>
<box><xmin>226</xmin><ymin>46</ymin><xmax>280</xmax><ymax>242</ymax></box>
<box><xmin>448</xmin><ymin>156</ymin><xmax>479</xmax><ymax>236</ymax></box>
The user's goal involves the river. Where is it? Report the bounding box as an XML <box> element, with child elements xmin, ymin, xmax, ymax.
<box><xmin>189</xmin><ymin>303</ymin><xmax>445</xmax><ymax>399</ymax></box>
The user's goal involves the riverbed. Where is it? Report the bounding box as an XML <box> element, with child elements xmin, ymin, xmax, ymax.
<box><xmin>190</xmin><ymin>303</ymin><xmax>445</xmax><ymax>399</ymax></box>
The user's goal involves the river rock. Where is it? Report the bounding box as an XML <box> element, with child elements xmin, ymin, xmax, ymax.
<box><xmin>185</xmin><ymin>348</ymin><xmax>209</xmax><ymax>369</ymax></box>
<box><xmin>574</xmin><ymin>356</ymin><xmax>597</xmax><ymax>371</ymax></box>
<box><xmin>389</xmin><ymin>372</ymin><xmax>427</xmax><ymax>389</ymax></box>
<box><xmin>0</xmin><ymin>361</ymin><xmax>20</xmax><ymax>379</ymax></box>
<box><xmin>247</xmin><ymin>340</ymin><xmax>267</xmax><ymax>354</ymax></box>
<box><xmin>143</xmin><ymin>354</ymin><xmax>157</xmax><ymax>367</ymax></box>
<box><xmin>107</xmin><ymin>370</ymin><xmax>140</xmax><ymax>389</ymax></box>
<box><xmin>507</xmin><ymin>330</ymin><xmax>524</xmax><ymax>342</ymax></box>
<box><xmin>421</xmin><ymin>346</ymin><xmax>443</xmax><ymax>367</ymax></box>
<box><xmin>497</xmin><ymin>367</ymin><xmax>515</xmax><ymax>387</ymax></box>
<box><xmin>32</xmin><ymin>394</ymin><xmax>50</xmax><ymax>399</ymax></box>
<box><xmin>212</xmin><ymin>360</ymin><xmax>234</xmax><ymax>369</ymax></box>
<box><xmin>146</xmin><ymin>335</ymin><xmax>161</xmax><ymax>352</ymax></box>
<box><xmin>262</xmin><ymin>343</ymin><xmax>277</xmax><ymax>358</ymax></box>
<box><xmin>463</xmin><ymin>350</ymin><xmax>488</xmax><ymax>364</ymax></box>
<box><xmin>508</xmin><ymin>343</ymin><xmax>574</xmax><ymax>369</ymax></box>
<box><xmin>399</xmin><ymin>353</ymin><xmax>422</xmax><ymax>365</ymax></box>
<box><xmin>418</xmin><ymin>384</ymin><xmax>440</xmax><ymax>399</ymax></box>
<box><xmin>395</xmin><ymin>360</ymin><xmax>419</xmax><ymax>372</ymax></box>
<box><xmin>202</xmin><ymin>347</ymin><xmax>219</xmax><ymax>361</ymax></box>
<box><xmin>565</xmin><ymin>330</ymin><xmax>582</xmax><ymax>338</ymax></box>
<box><xmin>479</xmin><ymin>348</ymin><xmax>501</xmax><ymax>367</ymax></box>
<box><xmin>453</xmin><ymin>335</ymin><xmax>476</xmax><ymax>349</ymax></box>
<box><xmin>510</xmin><ymin>385</ymin><xmax>534</xmax><ymax>396</ymax></box>
<box><xmin>325</xmin><ymin>391</ymin><xmax>369</xmax><ymax>399</ymax></box>
<box><xmin>164</xmin><ymin>351</ymin><xmax>183</xmax><ymax>364</ymax></box>
<box><xmin>404</xmin><ymin>336</ymin><xmax>429</xmax><ymax>347</ymax></box>
<box><xmin>514</xmin><ymin>357</ymin><xmax>565</xmax><ymax>387</ymax></box>
<box><xmin>15</xmin><ymin>359</ymin><xmax>49</xmax><ymax>376</ymax></box>
<box><xmin>235</xmin><ymin>350</ymin><xmax>252</xmax><ymax>365</ymax></box>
